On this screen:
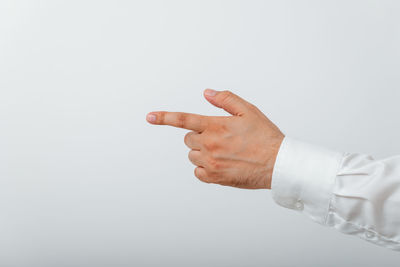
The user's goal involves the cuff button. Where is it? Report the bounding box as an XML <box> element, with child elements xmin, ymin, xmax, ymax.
<box><xmin>365</xmin><ymin>230</ymin><xmax>375</xmax><ymax>239</ymax></box>
<box><xmin>295</xmin><ymin>200</ymin><xmax>304</xmax><ymax>210</ymax></box>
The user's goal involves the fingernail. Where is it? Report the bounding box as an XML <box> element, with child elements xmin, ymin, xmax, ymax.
<box><xmin>204</xmin><ymin>89</ymin><xmax>217</xmax><ymax>96</ymax></box>
<box><xmin>146</xmin><ymin>113</ymin><xmax>157</xmax><ymax>123</ymax></box>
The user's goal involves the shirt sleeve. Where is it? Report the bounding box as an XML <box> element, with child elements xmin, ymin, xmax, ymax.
<box><xmin>271</xmin><ymin>136</ymin><xmax>400</xmax><ymax>251</ymax></box>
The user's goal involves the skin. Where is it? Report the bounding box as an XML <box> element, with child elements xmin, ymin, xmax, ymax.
<box><xmin>146</xmin><ymin>89</ymin><xmax>285</xmax><ymax>189</ymax></box>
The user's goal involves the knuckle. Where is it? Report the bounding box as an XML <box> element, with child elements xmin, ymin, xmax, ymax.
<box><xmin>203</xmin><ymin>141</ymin><xmax>211</xmax><ymax>151</ymax></box>
<box><xmin>207</xmin><ymin>156</ymin><xmax>220</xmax><ymax>170</ymax></box>
<box><xmin>248</xmin><ymin>103</ymin><xmax>260</xmax><ymax>113</ymax></box>
<box><xmin>207</xmin><ymin>119</ymin><xmax>229</xmax><ymax>134</ymax></box>
<box><xmin>177</xmin><ymin>113</ymin><xmax>187</xmax><ymax>128</ymax></box>
<box><xmin>219</xmin><ymin>90</ymin><xmax>233</xmax><ymax>104</ymax></box>
<box><xmin>203</xmin><ymin>140</ymin><xmax>219</xmax><ymax>152</ymax></box>
<box><xmin>248</xmin><ymin>103</ymin><xmax>257</xmax><ymax>110</ymax></box>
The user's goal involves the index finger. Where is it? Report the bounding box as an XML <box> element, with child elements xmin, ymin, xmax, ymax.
<box><xmin>146</xmin><ymin>111</ymin><xmax>208</xmax><ymax>132</ymax></box>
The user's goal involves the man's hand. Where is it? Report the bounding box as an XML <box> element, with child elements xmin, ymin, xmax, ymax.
<box><xmin>146</xmin><ymin>89</ymin><xmax>284</xmax><ymax>189</ymax></box>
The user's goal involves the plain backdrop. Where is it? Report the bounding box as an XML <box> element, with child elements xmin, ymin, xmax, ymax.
<box><xmin>0</xmin><ymin>0</ymin><xmax>399</xmax><ymax>266</ymax></box>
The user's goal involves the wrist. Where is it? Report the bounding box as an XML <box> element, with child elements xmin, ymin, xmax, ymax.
<box><xmin>265</xmin><ymin>134</ymin><xmax>285</xmax><ymax>189</ymax></box>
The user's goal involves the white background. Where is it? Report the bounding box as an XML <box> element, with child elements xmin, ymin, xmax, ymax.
<box><xmin>0</xmin><ymin>0</ymin><xmax>399</xmax><ymax>266</ymax></box>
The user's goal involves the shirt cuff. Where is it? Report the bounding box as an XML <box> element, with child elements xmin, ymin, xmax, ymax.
<box><xmin>271</xmin><ymin>137</ymin><xmax>344</xmax><ymax>225</ymax></box>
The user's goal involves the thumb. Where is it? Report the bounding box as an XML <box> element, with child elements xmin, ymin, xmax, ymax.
<box><xmin>203</xmin><ymin>89</ymin><xmax>250</xmax><ymax>116</ymax></box>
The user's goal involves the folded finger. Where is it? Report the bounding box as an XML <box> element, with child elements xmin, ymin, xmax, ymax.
<box><xmin>184</xmin><ymin>131</ymin><xmax>202</xmax><ymax>150</ymax></box>
<box><xmin>188</xmin><ymin>150</ymin><xmax>205</xmax><ymax>167</ymax></box>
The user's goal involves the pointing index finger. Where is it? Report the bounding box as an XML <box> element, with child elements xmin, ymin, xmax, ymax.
<box><xmin>146</xmin><ymin>111</ymin><xmax>208</xmax><ymax>132</ymax></box>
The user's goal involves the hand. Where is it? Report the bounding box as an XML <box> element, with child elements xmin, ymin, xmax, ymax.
<box><xmin>146</xmin><ymin>89</ymin><xmax>284</xmax><ymax>189</ymax></box>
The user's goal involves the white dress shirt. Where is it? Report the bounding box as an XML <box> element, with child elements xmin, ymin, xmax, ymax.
<box><xmin>271</xmin><ymin>137</ymin><xmax>400</xmax><ymax>251</ymax></box>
